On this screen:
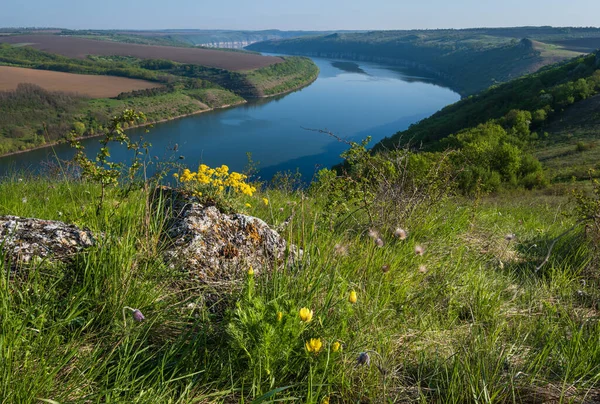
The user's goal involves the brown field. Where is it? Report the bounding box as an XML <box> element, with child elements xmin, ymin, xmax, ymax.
<box><xmin>0</xmin><ymin>66</ymin><xmax>163</xmax><ymax>98</ymax></box>
<box><xmin>0</xmin><ymin>35</ymin><xmax>283</xmax><ymax>71</ymax></box>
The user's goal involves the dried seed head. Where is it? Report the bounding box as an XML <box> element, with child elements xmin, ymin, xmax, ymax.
<box><xmin>381</xmin><ymin>264</ymin><xmax>390</xmax><ymax>273</ymax></box>
<box><xmin>357</xmin><ymin>352</ymin><xmax>371</xmax><ymax>366</ymax></box>
<box><xmin>334</xmin><ymin>243</ymin><xmax>348</xmax><ymax>256</ymax></box>
<box><xmin>505</xmin><ymin>233</ymin><xmax>515</xmax><ymax>242</ymax></box>
<box><xmin>375</xmin><ymin>238</ymin><xmax>384</xmax><ymax>248</ymax></box>
<box><xmin>415</xmin><ymin>245</ymin><xmax>424</xmax><ymax>256</ymax></box>
<box><xmin>419</xmin><ymin>265</ymin><xmax>428</xmax><ymax>274</ymax></box>
<box><xmin>394</xmin><ymin>228</ymin><xmax>407</xmax><ymax>240</ymax></box>
<box><xmin>368</xmin><ymin>229</ymin><xmax>379</xmax><ymax>240</ymax></box>
<box><xmin>132</xmin><ymin>309</ymin><xmax>145</xmax><ymax>322</ymax></box>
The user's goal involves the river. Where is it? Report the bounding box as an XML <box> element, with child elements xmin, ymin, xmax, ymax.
<box><xmin>0</xmin><ymin>56</ymin><xmax>460</xmax><ymax>181</ymax></box>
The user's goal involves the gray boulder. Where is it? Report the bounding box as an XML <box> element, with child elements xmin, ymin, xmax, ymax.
<box><xmin>157</xmin><ymin>188</ymin><xmax>301</xmax><ymax>282</ymax></box>
<box><xmin>0</xmin><ymin>216</ymin><xmax>95</xmax><ymax>269</ymax></box>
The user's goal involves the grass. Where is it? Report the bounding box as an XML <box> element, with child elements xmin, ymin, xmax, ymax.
<box><xmin>1</xmin><ymin>168</ymin><xmax>599</xmax><ymax>402</ymax></box>
<box><xmin>535</xmin><ymin>93</ymin><xmax>600</xmax><ymax>182</ymax></box>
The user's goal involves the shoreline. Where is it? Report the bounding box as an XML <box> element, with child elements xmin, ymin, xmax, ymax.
<box><xmin>0</xmin><ymin>101</ymin><xmax>247</xmax><ymax>159</ymax></box>
<box><xmin>0</xmin><ymin>71</ymin><xmax>318</xmax><ymax>159</ymax></box>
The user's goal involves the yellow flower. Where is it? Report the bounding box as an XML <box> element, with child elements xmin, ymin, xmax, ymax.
<box><xmin>305</xmin><ymin>338</ymin><xmax>323</xmax><ymax>353</ymax></box>
<box><xmin>245</xmin><ymin>203</ymin><xmax>252</xmax><ymax>208</ymax></box>
<box><xmin>299</xmin><ymin>307</ymin><xmax>313</xmax><ymax>323</ymax></box>
<box><xmin>247</xmin><ymin>266</ymin><xmax>254</xmax><ymax>276</ymax></box>
<box><xmin>321</xmin><ymin>397</ymin><xmax>330</xmax><ymax>404</ymax></box>
<box><xmin>262</xmin><ymin>198</ymin><xmax>269</xmax><ymax>206</ymax></box>
<box><xmin>276</xmin><ymin>311</ymin><xmax>283</xmax><ymax>322</ymax></box>
<box><xmin>349</xmin><ymin>290</ymin><xmax>357</xmax><ymax>304</ymax></box>
<box><xmin>332</xmin><ymin>341</ymin><xmax>341</xmax><ymax>352</ymax></box>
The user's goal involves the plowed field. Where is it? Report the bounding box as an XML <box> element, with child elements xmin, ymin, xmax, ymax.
<box><xmin>0</xmin><ymin>35</ymin><xmax>283</xmax><ymax>71</ymax></box>
<box><xmin>0</xmin><ymin>66</ymin><xmax>163</xmax><ymax>98</ymax></box>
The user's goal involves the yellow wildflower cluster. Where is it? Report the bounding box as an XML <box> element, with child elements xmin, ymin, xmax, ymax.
<box><xmin>174</xmin><ymin>164</ymin><xmax>256</xmax><ymax>196</ymax></box>
<box><xmin>305</xmin><ymin>338</ymin><xmax>323</xmax><ymax>353</ymax></box>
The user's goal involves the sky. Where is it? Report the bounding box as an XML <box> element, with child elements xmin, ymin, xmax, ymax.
<box><xmin>2</xmin><ymin>0</ymin><xmax>599</xmax><ymax>31</ymax></box>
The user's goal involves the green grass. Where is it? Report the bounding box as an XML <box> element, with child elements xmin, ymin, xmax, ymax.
<box><xmin>1</xmin><ymin>169</ymin><xmax>599</xmax><ymax>402</ymax></box>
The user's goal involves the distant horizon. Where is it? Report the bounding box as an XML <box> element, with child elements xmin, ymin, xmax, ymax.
<box><xmin>2</xmin><ymin>25</ymin><xmax>600</xmax><ymax>32</ymax></box>
<box><xmin>3</xmin><ymin>0</ymin><xmax>600</xmax><ymax>31</ymax></box>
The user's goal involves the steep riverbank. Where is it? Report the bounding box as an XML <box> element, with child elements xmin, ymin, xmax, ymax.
<box><xmin>247</xmin><ymin>31</ymin><xmax>586</xmax><ymax>96</ymax></box>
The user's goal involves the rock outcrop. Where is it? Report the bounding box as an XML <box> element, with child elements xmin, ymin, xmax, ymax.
<box><xmin>0</xmin><ymin>190</ymin><xmax>300</xmax><ymax>281</ymax></box>
<box><xmin>157</xmin><ymin>188</ymin><xmax>300</xmax><ymax>282</ymax></box>
<box><xmin>0</xmin><ymin>216</ymin><xmax>95</xmax><ymax>269</ymax></box>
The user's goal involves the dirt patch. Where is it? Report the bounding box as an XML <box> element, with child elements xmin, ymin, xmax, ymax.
<box><xmin>0</xmin><ymin>35</ymin><xmax>283</xmax><ymax>71</ymax></box>
<box><xmin>0</xmin><ymin>66</ymin><xmax>163</xmax><ymax>98</ymax></box>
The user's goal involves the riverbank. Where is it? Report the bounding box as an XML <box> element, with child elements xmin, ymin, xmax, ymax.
<box><xmin>0</xmin><ymin>66</ymin><xmax>320</xmax><ymax>159</ymax></box>
<box><xmin>0</xmin><ymin>100</ymin><xmax>248</xmax><ymax>159</ymax></box>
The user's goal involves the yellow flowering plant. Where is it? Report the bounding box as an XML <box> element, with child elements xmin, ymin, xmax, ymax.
<box><xmin>174</xmin><ymin>163</ymin><xmax>257</xmax><ymax>209</ymax></box>
<box><xmin>305</xmin><ymin>338</ymin><xmax>323</xmax><ymax>353</ymax></box>
<box><xmin>299</xmin><ymin>307</ymin><xmax>314</xmax><ymax>323</ymax></box>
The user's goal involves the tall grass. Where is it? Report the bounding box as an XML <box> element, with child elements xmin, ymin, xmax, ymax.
<box><xmin>0</xmin><ymin>175</ymin><xmax>598</xmax><ymax>403</ymax></box>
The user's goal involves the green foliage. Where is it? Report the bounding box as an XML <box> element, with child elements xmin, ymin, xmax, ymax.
<box><xmin>70</xmin><ymin>109</ymin><xmax>148</xmax><ymax>213</ymax></box>
<box><xmin>377</xmin><ymin>52</ymin><xmax>600</xmax><ymax>149</ymax></box>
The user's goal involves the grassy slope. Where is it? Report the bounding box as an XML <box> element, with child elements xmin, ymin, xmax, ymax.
<box><xmin>247</xmin><ymin>27</ymin><xmax>600</xmax><ymax>96</ymax></box>
<box><xmin>244</xmin><ymin>56</ymin><xmax>319</xmax><ymax>96</ymax></box>
<box><xmin>1</xmin><ymin>175</ymin><xmax>598</xmax><ymax>402</ymax></box>
<box><xmin>535</xmin><ymin>93</ymin><xmax>600</xmax><ymax>181</ymax></box>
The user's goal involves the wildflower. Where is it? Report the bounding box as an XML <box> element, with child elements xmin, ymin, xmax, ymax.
<box><xmin>247</xmin><ymin>266</ymin><xmax>254</xmax><ymax>276</ymax></box>
<box><xmin>58</xmin><ymin>211</ymin><xmax>63</xmax><ymax>217</ymax></box>
<box><xmin>505</xmin><ymin>233</ymin><xmax>515</xmax><ymax>242</ymax></box>
<box><xmin>368</xmin><ymin>228</ymin><xmax>379</xmax><ymax>239</ymax></box>
<box><xmin>132</xmin><ymin>309</ymin><xmax>145</xmax><ymax>322</ymax></box>
<box><xmin>419</xmin><ymin>265</ymin><xmax>428</xmax><ymax>274</ymax></box>
<box><xmin>415</xmin><ymin>245</ymin><xmax>424</xmax><ymax>256</ymax></box>
<box><xmin>349</xmin><ymin>290</ymin><xmax>358</xmax><ymax>304</ymax></box>
<box><xmin>357</xmin><ymin>352</ymin><xmax>370</xmax><ymax>366</ymax></box>
<box><xmin>334</xmin><ymin>243</ymin><xmax>348</xmax><ymax>256</ymax></box>
<box><xmin>277</xmin><ymin>311</ymin><xmax>283</xmax><ymax>322</ymax></box>
<box><xmin>299</xmin><ymin>307</ymin><xmax>313</xmax><ymax>323</ymax></box>
<box><xmin>332</xmin><ymin>341</ymin><xmax>341</xmax><ymax>352</ymax></box>
<box><xmin>262</xmin><ymin>198</ymin><xmax>269</xmax><ymax>206</ymax></box>
<box><xmin>305</xmin><ymin>338</ymin><xmax>323</xmax><ymax>353</ymax></box>
<box><xmin>322</xmin><ymin>397</ymin><xmax>330</xmax><ymax>404</ymax></box>
<box><xmin>245</xmin><ymin>203</ymin><xmax>252</xmax><ymax>208</ymax></box>
<box><xmin>394</xmin><ymin>227</ymin><xmax>407</xmax><ymax>240</ymax></box>
<box><xmin>279</xmin><ymin>207</ymin><xmax>284</xmax><ymax>212</ymax></box>
<box><xmin>375</xmin><ymin>238</ymin><xmax>384</xmax><ymax>247</ymax></box>
<box><xmin>21</xmin><ymin>197</ymin><xmax>27</xmax><ymax>204</ymax></box>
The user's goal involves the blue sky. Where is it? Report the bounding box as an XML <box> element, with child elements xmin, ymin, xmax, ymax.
<box><xmin>2</xmin><ymin>0</ymin><xmax>599</xmax><ymax>30</ymax></box>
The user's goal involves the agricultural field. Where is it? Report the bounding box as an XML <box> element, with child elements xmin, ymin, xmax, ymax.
<box><xmin>0</xmin><ymin>35</ymin><xmax>283</xmax><ymax>71</ymax></box>
<box><xmin>0</xmin><ymin>66</ymin><xmax>162</xmax><ymax>98</ymax></box>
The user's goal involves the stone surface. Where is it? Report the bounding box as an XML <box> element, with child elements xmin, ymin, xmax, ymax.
<box><xmin>157</xmin><ymin>187</ymin><xmax>300</xmax><ymax>282</ymax></box>
<box><xmin>0</xmin><ymin>216</ymin><xmax>95</xmax><ymax>269</ymax></box>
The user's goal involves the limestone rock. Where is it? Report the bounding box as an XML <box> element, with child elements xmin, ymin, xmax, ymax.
<box><xmin>0</xmin><ymin>216</ymin><xmax>95</xmax><ymax>269</ymax></box>
<box><xmin>157</xmin><ymin>188</ymin><xmax>301</xmax><ymax>282</ymax></box>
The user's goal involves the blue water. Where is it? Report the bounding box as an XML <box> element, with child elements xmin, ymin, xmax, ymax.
<box><xmin>0</xmin><ymin>57</ymin><xmax>460</xmax><ymax>180</ymax></box>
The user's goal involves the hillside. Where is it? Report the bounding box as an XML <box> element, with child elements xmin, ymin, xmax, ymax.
<box><xmin>247</xmin><ymin>26</ymin><xmax>600</xmax><ymax>95</ymax></box>
<box><xmin>364</xmin><ymin>50</ymin><xmax>600</xmax><ymax>193</ymax></box>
